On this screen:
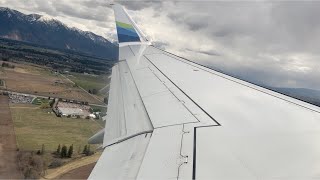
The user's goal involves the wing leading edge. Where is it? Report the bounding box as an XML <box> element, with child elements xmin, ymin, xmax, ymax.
<box><xmin>89</xmin><ymin>4</ymin><xmax>320</xmax><ymax>180</ymax></box>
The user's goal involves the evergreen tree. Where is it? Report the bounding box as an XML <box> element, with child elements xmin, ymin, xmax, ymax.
<box><xmin>82</xmin><ymin>145</ymin><xmax>88</xmax><ymax>154</ymax></box>
<box><xmin>92</xmin><ymin>89</ymin><xmax>98</xmax><ymax>94</ymax></box>
<box><xmin>56</xmin><ymin>144</ymin><xmax>61</xmax><ymax>154</ymax></box>
<box><xmin>41</xmin><ymin>144</ymin><xmax>45</xmax><ymax>155</ymax></box>
<box><xmin>67</xmin><ymin>144</ymin><xmax>73</xmax><ymax>158</ymax></box>
<box><xmin>86</xmin><ymin>145</ymin><xmax>91</xmax><ymax>156</ymax></box>
<box><xmin>60</xmin><ymin>145</ymin><xmax>67</xmax><ymax>158</ymax></box>
<box><xmin>103</xmin><ymin>97</ymin><xmax>108</xmax><ymax>103</ymax></box>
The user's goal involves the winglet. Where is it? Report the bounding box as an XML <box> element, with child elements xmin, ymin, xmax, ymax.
<box><xmin>112</xmin><ymin>4</ymin><xmax>149</xmax><ymax>45</ymax></box>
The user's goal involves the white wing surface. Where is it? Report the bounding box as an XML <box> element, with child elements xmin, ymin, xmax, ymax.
<box><xmin>89</xmin><ymin>4</ymin><xmax>320</xmax><ymax>180</ymax></box>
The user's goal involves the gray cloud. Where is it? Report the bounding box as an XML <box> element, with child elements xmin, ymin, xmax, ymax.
<box><xmin>0</xmin><ymin>0</ymin><xmax>319</xmax><ymax>90</ymax></box>
<box><xmin>119</xmin><ymin>1</ymin><xmax>162</xmax><ymax>11</ymax></box>
<box><xmin>152</xmin><ymin>41</ymin><xmax>169</xmax><ymax>50</ymax></box>
<box><xmin>147</xmin><ymin>1</ymin><xmax>320</xmax><ymax>90</ymax></box>
<box><xmin>185</xmin><ymin>48</ymin><xmax>220</xmax><ymax>57</ymax></box>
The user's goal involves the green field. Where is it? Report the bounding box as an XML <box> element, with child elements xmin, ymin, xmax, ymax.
<box><xmin>11</xmin><ymin>106</ymin><xmax>102</xmax><ymax>151</ymax></box>
<box><xmin>32</xmin><ymin>97</ymin><xmax>53</xmax><ymax>105</ymax></box>
<box><xmin>68</xmin><ymin>73</ymin><xmax>109</xmax><ymax>92</ymax></box>
<box><xmin>90</xmin><ymin>105</ymin><xmax>107</xmax><ymax>113</ymax></box>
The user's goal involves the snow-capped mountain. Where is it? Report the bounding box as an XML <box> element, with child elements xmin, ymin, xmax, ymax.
<box><xmin>0</xmin><ymin>7</ymin><xmax>117</xmax><ymax>60</ymax></box>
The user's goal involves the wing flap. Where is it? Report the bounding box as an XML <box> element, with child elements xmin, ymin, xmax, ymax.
<box><xmin>136</xmin><ymin>125</ymin><xmax>187</xmax><ymax>179</ymax></box>
<box><xmin>89</xmin><ymin>134</ymin><xmax>152</xmax><ymax>180</ymax></box>
<box><xmin>103</xmin><ymin>60</ymin><xmax>153</xmax><ymax>147</ymax></box>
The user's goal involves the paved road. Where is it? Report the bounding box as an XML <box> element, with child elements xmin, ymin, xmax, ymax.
<box><xmin>0</xmin><ymin>90</ymin><xmax>108</xmax><ymax>108</ymax></box>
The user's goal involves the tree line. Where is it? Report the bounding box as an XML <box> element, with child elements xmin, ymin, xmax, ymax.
<box><xmin>56</xmin><ymin>144</ymin><xmax>93</xmax><ymax>158</ymax></box>
<box><xmin>1</xmin><ymin>62</ymin><xmax>15</xmax><ymax>68</ymax></box>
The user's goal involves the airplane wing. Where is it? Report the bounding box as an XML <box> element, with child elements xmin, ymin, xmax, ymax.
<box><xmin>88</xmin><ymin>4</ymin><xmax>320</xmax><ymax>180</ymax></box>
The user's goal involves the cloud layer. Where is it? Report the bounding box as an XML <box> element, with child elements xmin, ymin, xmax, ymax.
<box><xmin>1</xmin><ymin>0</ymin><xmax>319</xmax><ymax>90</ymax></box>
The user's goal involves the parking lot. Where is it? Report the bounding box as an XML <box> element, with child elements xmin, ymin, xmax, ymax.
<box><xmin>8</xmin><ymin>93</ymin><xmax>34</xmax><ymax>104</ymax></box>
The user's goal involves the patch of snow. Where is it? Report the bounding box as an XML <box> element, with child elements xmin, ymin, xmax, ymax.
<box><xmin>87</xmin><ymin>33</ymin><xmax>96</xmax><ymax>41</ymax></box>
<box><xmin>27</xmin><ymin>14</ymin><xmax>41</xmax><ymax>22</ymax></box>
<box><xmin>0</xmin><ymin>7</ymin><xmax>114</xmax><ymax>44</ymax></box>
<box><xmin>38</xmin><ymin>15</ymin><xmax>54</xmax><ymax>22</ymax></box>
<box><xmin>37</xmin><ymin>15</ymin><xmax>65</xmax><ymax>27</ymax></box>
<box><xmin>0</xmin><ymin>7</ymin><xmax>11</xmax><ymax>12</ymax></box>
<box><xmin>0</xmin><ymin>7</ymin><xmax>20</xmax><ymax>18</ymax></box>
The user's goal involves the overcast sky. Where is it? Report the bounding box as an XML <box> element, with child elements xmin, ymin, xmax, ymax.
<box><xmin>1</xmin><ymin>0</ymin><xmax>320</xmax><ymax>90</ymax></box>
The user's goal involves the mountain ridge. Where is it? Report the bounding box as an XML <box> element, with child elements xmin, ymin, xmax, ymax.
<box><xmin>268</xmin><ymin>87</ymin><xmax>320</xmax><ymax>107</ymax></box>
<box><xmin>0</xmin><ymin>7</ymin><xmax>117</xmax><ymax>60</ymax></box>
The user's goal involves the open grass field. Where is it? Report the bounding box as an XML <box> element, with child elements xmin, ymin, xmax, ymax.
<box><xmin>10</xmin><ymin>104</ymin><xmax>103</xmax><ymax>152</ymax></box>
<box><xmin>1</xmin><ymin>62</ymin><xmax>104</xmax><ymax>104</ymax></box>
<box><xmin>66</xmin><ymin>72</ymin><xmax>110</xmax><ymax>103</ymax></box>
<box><xmin>32</xmin><ymin>97</ymin><xmax>53</xmax><ymax>105</ymax></box>
<box><xmin>68</xmin><ymin>73</ymin><xmax>110</xmax><ymax>92</ymax></box>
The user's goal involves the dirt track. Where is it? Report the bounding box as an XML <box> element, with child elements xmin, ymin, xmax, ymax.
<box><xmin>43</xmin><ymin>153</ymin><xmax>100</xmax><ymax>180</ymax></box>
<box><xmin>57</xmin><ymin>163</ymin><xmax>96</xmax><ymax>179</ymax></box>
<box><xmin>0</xmin><ymin>95</ymin><xmax>22</xmax><ymax>179</ymax></box>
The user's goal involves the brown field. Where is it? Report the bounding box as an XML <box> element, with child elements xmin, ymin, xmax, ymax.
<box><xmin>0</xmin><ymin>62</ymin><xmax>103</xmax><ymax>104</ymax></box>
<box><xmin>0</xmin><ymin>95</ymin><xmax>23</xmax><ymax>179</ymax></box>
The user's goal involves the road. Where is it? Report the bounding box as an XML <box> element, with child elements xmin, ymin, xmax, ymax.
<box><xmin>0</xmin><ymin>90</ymin><xmax>108</xmax><ymax>108</ymax></box>
<box><xmin>41</xmin><ymin>153</ymin><xmax>101</xmax><ymax>180</ymax></box>
<box><xmin>0</xmin><ymin>95</ymin><xmax>23</xmax><ymax>179</ymax></box>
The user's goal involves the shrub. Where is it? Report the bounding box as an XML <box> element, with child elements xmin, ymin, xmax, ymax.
<box><xmin>49</xmin><ymin>159</ymin><xmax>64</xmax><ymax>168</ymax></box>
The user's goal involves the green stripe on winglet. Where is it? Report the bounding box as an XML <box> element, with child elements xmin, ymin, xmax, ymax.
<box><xmin>116</xmin><ymin>21</ymin><xmax>134</xmax><ymax>29</ymax></box>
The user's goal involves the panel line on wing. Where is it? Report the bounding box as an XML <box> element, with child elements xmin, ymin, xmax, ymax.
<box><xmin>148</xmin><ymin>66</ymin><xmax>201</xmax><ymax>123</ymax></box>
<box><xmin>118</xmin><ymin>63</ymin><xmax>128</xmax><ymax>135</ymax></box>
<box><xmin>191</xmin><ymin>124</ymin><xmax>221</xmax><ymax>180</ymax></box>
<box><xmin>103</xmin><ymin>60</ymin><xmax>153</xmax><ymax>147</ymax></box>
<box><xmin>128</xmin><ymin>45</ymin><xmax>136</xmax><ymax>56</ymax></box>
<box><xmin>177</xmin><ymin>124</ymin><xmax>190</xmax><ymax>180</ymax></box>
<box><xmin>124</xmin><ymin>50</ymin><xmax>201</xmax><ymax>128</ymax></box>
<box><xmin>123</xmin><ymin>59</ymin><xmax>155</xmax><ymax>130</ymax></box>
<box><xmin>145</xmin><ymin>55</ymin><xmax>221</xmax><ymax>126</ymax></box>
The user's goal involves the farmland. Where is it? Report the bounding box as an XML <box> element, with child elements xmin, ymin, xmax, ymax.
<box><xmin>32</xmin><ymin>97</ymin><xmax>53</xmax><ymax>105</ymax></box>
<box><xmin>0</xmin><ymin>37</ymin><xmax>110</xmax><ymax>178</ymax></box>
<box><xmin>0</xmin><ymin>62</ymin><xmax>106</xmax><ymax>105</ymax></box>
<box><xmin>69</xmin><ymin>73</ymin><xmax>110</xmax><ymax>92</ymax></box>
<box><xmin>10</xmin><ymin>104</ymin><xmax>102</xmax><ymax>151</ymax></box>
